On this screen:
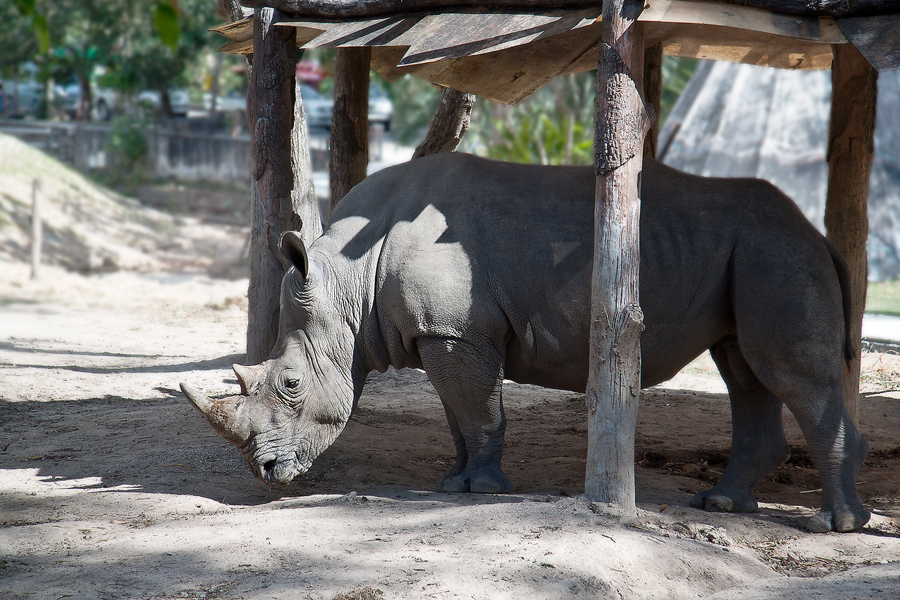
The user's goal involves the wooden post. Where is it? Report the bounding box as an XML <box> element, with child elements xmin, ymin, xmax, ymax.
<box><xmin>246</xmin><ymin>7</ymin><xmax>298</xmax><ymax>364</ymax></box>
<box><xmin>642</xmin><ymin>43</ymin><xmax>663</xmax><ymax>159</ymax></box>
<box><xmin>585</xmin><ymin>0</ymin><xmax>647</xmax><ymax>512</ymax></box>
<box><xmin>412</xmin><ymin>88</ymin><xmax>477</xmax><ymax>159</ymax></box>
<box><xmin>329</xmin><ymin>48</ymin><xmax>371</xmax><ymax>213</ymax></box>
<box><xmin>30</xmin><ymin>178</ymin><xmax>42</xmax><ymax>281</ymax></box>
<box><xmin>824</xmin><ymin>43</ymin><xmax>878</xmax><ymax>424</ymax></box>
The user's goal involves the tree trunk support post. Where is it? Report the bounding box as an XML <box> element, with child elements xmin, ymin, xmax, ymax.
<box><xmin>246</xmin><ymin>7</ymin><xmax>298</xmax><ymax>364</ymax></box>
<box><xmin>585</xmin><ymin>0</ymin><xmax>648</xmax><ymax>513</ymax></box>
<box><xmin>330</xmin><ymin>48</ymin><xmax>372</xmax><ymax>213</ymax></box>
<box><xmin>824</xmin><ymin>43</ymin><xmax>878</xmax><ymax>425</ymax></box>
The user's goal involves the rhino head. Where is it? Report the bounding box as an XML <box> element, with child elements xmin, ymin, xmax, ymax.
<box><xmin>181</xmin><ymin>232</ymin><xmax>359</xmax><ymax>485</ymax></box>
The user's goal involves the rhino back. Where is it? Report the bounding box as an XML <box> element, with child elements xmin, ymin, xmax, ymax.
<box><xmin>321</xmin><ymin>154</ymin><xmax>838</xmax><ymax>392</ymax></box>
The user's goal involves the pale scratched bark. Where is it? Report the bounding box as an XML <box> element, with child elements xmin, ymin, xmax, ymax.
<box><xmin>643</xmin><ymin>43</ymin><xmax>663</xmax><ymax>159</ymax></box>
<box><xmin>413</xmin><ymin>88</ymin><xmax>476</xmax><ymax>159</ymax></box>
<box><xmin>824</xmin><ymin>43</ymin><xmax>878</xmax><ymax>425</ymax></box>
<box><xmin>292</xmin><ymin>82</ymin><xmax>323</xmax><ymax>241</ymax></box>
<box><xmin>585</xmin><ymin>0</ymin><xmax>646</xmax><ymax>512</ymax></box>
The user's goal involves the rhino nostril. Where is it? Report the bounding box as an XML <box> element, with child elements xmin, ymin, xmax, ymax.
<box><xmin>263</xmin><ymin>458</ymin><xmax>277</xmax><ymax>473</ymax></box>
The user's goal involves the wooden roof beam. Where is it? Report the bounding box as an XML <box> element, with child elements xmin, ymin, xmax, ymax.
<box><xmin>715</xmin><ymin>0</ymin><xmax>896</xmax><ymax>18</ymax></box>
<box><xmin>240</xmin><ymin>0</ymin><xmax>602</xmax><ymax>19</ymax></box>
<box><xmin>239</xmin><ymin>0</ymin><xmax>898</xmax><ymax>19</ymax></box>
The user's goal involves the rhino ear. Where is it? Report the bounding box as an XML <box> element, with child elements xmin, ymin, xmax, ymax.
<box><xmin>279</xmin><ymin>231</ymin><xmax>309</xmax><ymax>280</ymax></box>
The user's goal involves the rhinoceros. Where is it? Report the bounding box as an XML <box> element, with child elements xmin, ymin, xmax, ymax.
<box><xmin>181</xmin><ymin>153</ymin><xmax>870</xmax><ymax>532</ymax></box>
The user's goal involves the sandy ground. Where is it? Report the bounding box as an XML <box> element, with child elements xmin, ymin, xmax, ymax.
<box><xmin>2</xmin><ymin>250</ymin><xmax>900</xmax><ymax>600</ymax></box>
<box><xmin>2</xmin><ymin>132</ymin><xmax>900</xmax><ymax>598</ymax></box>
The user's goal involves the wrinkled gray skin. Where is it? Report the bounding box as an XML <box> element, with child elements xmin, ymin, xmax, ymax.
<box><xmin>182</xmin><ymin>154</ymin><xmax>870</xmax><ymax>533</ymax></box>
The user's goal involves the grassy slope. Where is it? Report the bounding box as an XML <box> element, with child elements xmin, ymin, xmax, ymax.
<box><xmin>868</xmin><ymin>280</ymin><xmax>900</xmax><ymax>317</ymax></box>
<box><xmin>0</xmin><ymin>132</ymin><xmax>177</xmax><ymax>272</ymax></box>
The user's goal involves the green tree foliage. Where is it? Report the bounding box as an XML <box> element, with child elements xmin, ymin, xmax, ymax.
<box><xmin>383</xmin><ymin>75</ymin><xmax>443</xmax><ymax>145</ymax></box>
<box><xmin>468</xmin><ymin>72</ymin><xmax>595</xmax><ymax>166</ymax></box>
<box><xmin>660</xmin><ymin>56</ymin><xmax>698</xmax><ymax>124</ymax></box>
<box><xmin>11</xmin><ymin>0</ymin><xmax>49</xmax><ymax>53</ymax></box>
<box><xmin>100</xmin><ymin>0</ymin><xmax>217</xmax><ymax>116</ymax></box>
<box><xmin>464</xmin><ymin>56</ymin><xmax>698</xmax><ymax>166</ymax></box>
<box><xmin>0</xmin><ymin>3</ymin><xmax>40</xmax><ymax>77</ymax></box>
<box><xmin>11</xmin><ymin>0</ymin><xmax>217</xmax><ymax>120</ymax></box>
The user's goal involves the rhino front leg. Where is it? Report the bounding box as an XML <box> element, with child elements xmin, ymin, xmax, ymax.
<box><xmin>691</xmin><ymin>340</ymin><xmax>790</xmax><ymax>513</ymax></box>
<box><xmin>437</xmin><ymin>400</ymin><xmax>468</xmax><ymax>484</ymax></box>
<box><xmin>418</xmin><ymin>336</ymin><xmax>513</xmax><ymax>494</ymax></box>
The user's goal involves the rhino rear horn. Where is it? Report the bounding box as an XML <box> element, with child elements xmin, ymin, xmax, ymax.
<box><xmin>233</xmin><ymin>363</ymin><xmax>266</xmax><ymax>396</ymax></box>
<box><xmin>279</xmin><ymin>231</ymin><xmax>309</xmax><ymax>279</ymax></box>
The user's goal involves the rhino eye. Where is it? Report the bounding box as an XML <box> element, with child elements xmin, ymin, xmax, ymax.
<box><xmin>284</xmin><ymin>378</ymin><xmax>300</xmax><ymax>390</ymax></box>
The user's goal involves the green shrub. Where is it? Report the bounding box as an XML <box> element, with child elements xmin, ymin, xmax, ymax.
<box><xmin>104</xmin><ymin>115</ymin><xmax>148</xmax><ymax>177</ymax></box>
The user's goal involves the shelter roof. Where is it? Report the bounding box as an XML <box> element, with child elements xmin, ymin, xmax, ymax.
<box><xmin>215</xmin><ymin>0</ymin><xmax>900</xmax><ymax>103</ymax></box>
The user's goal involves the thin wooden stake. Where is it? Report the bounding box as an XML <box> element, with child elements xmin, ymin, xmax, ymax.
<box><xmin>30</xmin><ymin>178</ymin><xmax>42</xmax><ymax>281</ymax></box>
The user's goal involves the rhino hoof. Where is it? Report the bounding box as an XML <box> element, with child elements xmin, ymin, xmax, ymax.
<box><xmin>471</xmin><ymin>472</ymin><xmax>512</xmax><ymax>494</ymax></box>
<box><xmin>439</xmin><ymin>475</ymin><xmax>470</xmax><ymax>493</ymax></box>
<box><xmin>807</xmin><ymin>509</ymin><xmax>870</xmax><ymax>533</ymax></box>
<box><xmin>438</xmin><ymin>469</ymin><xmax>512</xmax><ymax>494</ymax></box>
<box><xmin>691</xmin><ymin>490</ymin><xmax>758</xmax><ymax>514</ymax></box>
<box><xmin>806</xmin><ymin>512</ymin><xmax>833</xmax><ymax>533</ymax></box>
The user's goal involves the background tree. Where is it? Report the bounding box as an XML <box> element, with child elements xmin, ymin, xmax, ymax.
<box><xmin>100</xmin><ymin>0</ymin><xmax>217</xmax><ymax>119</ymax></box>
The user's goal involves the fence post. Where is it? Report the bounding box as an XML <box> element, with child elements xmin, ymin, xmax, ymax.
<box><xmin>31</xmin><ymin>178</ymin><xmax>42</xmax><ymax>280</ymax></box>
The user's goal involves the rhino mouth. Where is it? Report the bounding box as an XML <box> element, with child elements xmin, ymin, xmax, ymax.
<box><xmin>246</xmin><ymin>449</ymin><xmax>311</xmax><ymax>486</ymax></box>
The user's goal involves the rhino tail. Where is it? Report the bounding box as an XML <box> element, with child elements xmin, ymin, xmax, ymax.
<box><xmin>823</xmin><ymin>238</ymin><xmax>855</xmax><ymax>368</ymax></box>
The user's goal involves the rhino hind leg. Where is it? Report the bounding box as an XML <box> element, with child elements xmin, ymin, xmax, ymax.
<box><xmin>691</xmin><ymin>339</ymin><xmax>790</xmax><ymax>514</ymax></box>
<box><xmin>726</xmin><ymin>247</ymin><xmax>870</xmax><ymax>531</ymax></box>
<box><xmin>779</xmin><ymin>385</ymin><xmax>870</xmax><ymax>533</ymax></box>
<box><xmin>418</xmin><ymin>336</ymin><xmax>513</xmax><ymax>494</ymax></box>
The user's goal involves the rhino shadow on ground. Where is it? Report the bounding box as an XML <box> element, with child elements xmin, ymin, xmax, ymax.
<box><xmin>5</xmin><ymin>367</ymin><xmax>899</xmax><ymax>525</ymax></box>
<box><xmin>0</xmin><ymin>351</ymin><xmax>245</xmax><ymax>376</ymax></box>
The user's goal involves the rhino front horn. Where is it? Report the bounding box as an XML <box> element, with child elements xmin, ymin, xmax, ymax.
<box><xmin>180</xmin><ymin>383</ymin><xmax>250</xmax><ymax>445</ymax></box>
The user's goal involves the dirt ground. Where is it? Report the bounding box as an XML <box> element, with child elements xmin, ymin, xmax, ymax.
<box><xmin>3</xmin><ymin>169</ymin><xmax>900</xmax><ymax>599</ymax></box>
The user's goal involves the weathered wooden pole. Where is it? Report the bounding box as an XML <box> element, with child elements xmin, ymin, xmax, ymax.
<box><xmin>246</xmin><ymin>7</ymin><xmax>298</xmax><ymax>364</ymax></box>
<box><xmin>824</xmin><ymin>43</ymin><xmax>878</xmax><ymax>424</ymax></box>
<box><xmin>412</xmin><ymin>88</ymin><xmax>477</xmax><ymax>159</ymax></box>
<box><xmin>30</xmin><ymin>178</ymin><xmax>42</xmax><ymax>281</ymax></box>
<box><xmin>329</xmin><ymin>48</ymin><xmax>372</xmax><ymax>212</ymax></box>
<box><xmin>585</xmin><ymin>0</ymin><xmax>648</xmax><ymax>512</ymax></box>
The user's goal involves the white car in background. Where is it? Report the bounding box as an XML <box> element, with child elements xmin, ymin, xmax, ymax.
<box><xmin>60</xmin><ymin>83</ymin><xmax>121</xmax><ymax>120</ymax></box>
<box><xmin>0</xmin><ymin>63</ymin><xmax>57</xmax><ymax>117</ymax></box>
<box><xmin>368</xmin><ymin>83</ymin><xmax>393</xmax><ymax>130</ymax></box>
<box><xmin>299</xmin><ymin>84</ymin><xmax>333</xmax><ymax>129</ymax></box>
<box><xmin>61</xmin><ymin>85</ymin><xmax>189</xmax><ymax>120</ymax></box>
<box><xmin>138</xmin><ymin>89</ymin><xmax>190</xmax><ymax>117</ymax></box>
<box><xmin>201</xmin><ymin>82</ymin><xmax>393</xmax><ymax>132</ymax></box>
